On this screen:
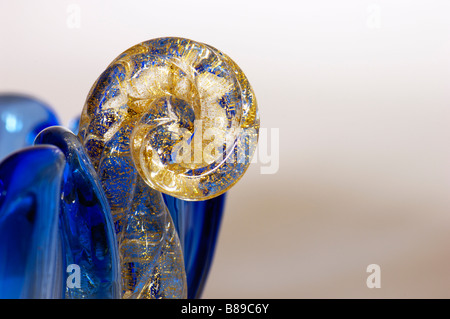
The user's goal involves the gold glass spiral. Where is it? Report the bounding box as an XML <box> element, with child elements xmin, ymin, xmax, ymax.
<box><xmin>77</xmin><ymin>38</ymin><xmax>259</xmax><ymax>298</ymax></box>
<box><xmin>79</xmin><ymin>37</ymin><xmax>259</xmax><ymax>201</ymax></box>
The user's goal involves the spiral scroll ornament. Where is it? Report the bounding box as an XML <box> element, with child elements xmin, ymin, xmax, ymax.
<box><xmin>79</xmin><ymin>37</ymin><xmax>259</xmax><ymax>201</ymax></box>
<box><xmin>78</xmin><ymin>37</ymin><xmax>259</xmax><ymax>298</ymax></box>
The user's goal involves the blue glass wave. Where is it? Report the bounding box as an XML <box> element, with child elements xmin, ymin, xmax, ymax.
<box><xmin>35</xmin><ymin>126</ymin><xmax>121</xmax><ymax>298</ymax></box>
<box><xmin>163</xmin><ymin>193</ymin><xmax>226</xmax><ymax>299</ymax></box>
<box><xmin>0</xmin><ymin>94</ymin><xmax>59</xmax><ymax>160</ymax></box>
<box><xmin>0</xmin><ymin>146</ymin><xmax>66</xmax><ymax>298</ymax></box>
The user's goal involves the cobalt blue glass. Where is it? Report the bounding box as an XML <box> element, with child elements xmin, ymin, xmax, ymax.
<box><xmin>0</xmin><ymin>94</ymin><xmax>59</xmax><ymax>160</ymax></box>
<box><xmin>35</xmin><ymin>126</ymin><xmax>121</xmax><ymax>298</ymax></box>
<box><xmin>163</xmin><ymin>193</ymin><xmax>226</xmax><ymax>299</ymax></box>
<box><xmin>69</xmin><ymin>116</ymin><xmax>80</xmax><ymax>135</ymax></box>
<box><xmin>0</xmin><ymin>146</ymin><xmax>66</xmax><ymax>298</ymax></box>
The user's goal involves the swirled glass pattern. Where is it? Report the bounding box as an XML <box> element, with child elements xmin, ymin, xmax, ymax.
<box><xmin>78</xmin><ymin>37</ymin><xmax>259</xmax><ymax>200</ymax></box>
<box><xmin>77</xmin><ymin>37</ymin><xmax>259</xmax><ymax>299</ymax></box>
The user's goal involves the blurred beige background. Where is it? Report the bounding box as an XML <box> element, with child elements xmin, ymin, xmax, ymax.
<box><xmin>1</xmin><ymin>0</ymin><xmax>450</xmax><ymax>298</ymax></box>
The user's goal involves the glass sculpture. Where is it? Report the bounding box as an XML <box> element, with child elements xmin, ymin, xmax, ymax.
<box><xmin>0</xmin><ymin>37</ymin><xmax>259</xmax><ymax>299</ymax></box>
<box><xmin>78</xmin><ymin>37</ymin><xmax>259</xmax><ymax>200</ymax></box>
